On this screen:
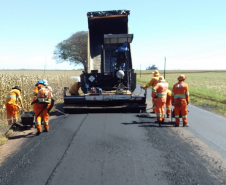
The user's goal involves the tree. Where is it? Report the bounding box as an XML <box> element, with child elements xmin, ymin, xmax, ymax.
<box><xmin>53</xmin><ymin>31</ymin><xmax>88</xmax><ymax>72</ymax></box>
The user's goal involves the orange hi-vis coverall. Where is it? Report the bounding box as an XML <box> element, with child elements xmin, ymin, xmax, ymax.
<box><xmin>143</xmin><ymin>76</ymin><xmax>159</xmax><ymax>113</ymax></box>
<box><xmin>33</xmin><ymin>84</ymin><xmax>45</xmax><ymax>111</ymax></box>
<box><xmin>69</xmin><ymin>82</ymin><xmax>80</xmax><ymax>95</ymax></box>
<box><xmin>171</xmin><ymin>81</ymin><xmax>190</xmax><ymax>126</ymax></box>
<box><xmin>166</xmin><ymin>89</ymin><xmax>172</xmax><ymax>117</ymax></box>
<box><xmin>35</xmin><ymin>86</ymin><xmax>53</xmax><ymax>132</ymax></box>
<box><xmin>152</xmin><ymin>82</ymin><xmax>168</xmax><ymax>122</ymax></box>
<box><xmin>5</xmin><ymin>89</ymin><xmax>23</xmax><ymax>125</ymax></box>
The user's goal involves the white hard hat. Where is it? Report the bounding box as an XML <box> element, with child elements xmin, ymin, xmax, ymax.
<box><xmin>43</xmin><ymin>79</ymin><xmax>48</xmax><ymax>86</ymax></box>
<box><xmin>71</xmin><ymin>76</ymin><xmax>80</xmax><ymax>82</ymax></box>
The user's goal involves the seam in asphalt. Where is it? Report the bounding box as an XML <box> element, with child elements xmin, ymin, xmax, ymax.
<box><xmin>45</xmin><ymin>114</ymin><xmax>88</xmax><ymax>185</ymax></box>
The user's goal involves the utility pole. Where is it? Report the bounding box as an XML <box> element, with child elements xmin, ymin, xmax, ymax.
<box><xmin>44</xmin><ymin>57</ymin><xmax>47</xmax><ymax>76</ymax></box>
<box><xmin>140</xmin><ymin>64</ymin><xmax>141</xmax><ymax>78</ymax></box>
<box><xmin>164</xmin><ymin>57</ymin><xmax>166</xmax><ymax>79</ymax></box>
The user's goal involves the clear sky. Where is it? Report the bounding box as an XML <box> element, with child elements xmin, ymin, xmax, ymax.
<box><xmin>0</xmin><ymin>0</ymin><xmax>226</xmax><ymax>70</ymax></box>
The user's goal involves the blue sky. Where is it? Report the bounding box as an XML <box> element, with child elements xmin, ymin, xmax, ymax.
<box><xmin>0</xmin><ymin>0</ymin><xmax>226</xmax><ymax>70</ymax></box>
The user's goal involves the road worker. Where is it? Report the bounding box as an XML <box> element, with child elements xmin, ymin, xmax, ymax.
<box><xmin>142</xmin><ymin>70</ymin><xmax>160</xmax><ymax>113</ymax></box>
<box><xmin>152</xmin><ymin>76</ymin><xmax>168</xmax><ymax>123</ymax></box>
<box><xmin>166</xmin><ymin>89</ymin><xmax>172</xmax><ymax>118</ymax></box>
<box><xmin>5</xmin><ymin>86</ymin><xmax>24</xmax><ymax>125</ymax></box>
<box><xmin>171</xmin><ymin>74</ymin><xmax>190</xmax><ymax>127</ymax></box>
<box><xmin>32</xmin><ymin>80</ymin><xmax>54</xmax><ymax>135</ymax></box>
<box><xmin>33</xmin><ymin>80</ymin><xmax>46</xmax><ymax>111</ymax></box>
<box><xmin>69</xmin><ymin>76</ymin><xmax>81</xmax><ymax>96</ymax></box>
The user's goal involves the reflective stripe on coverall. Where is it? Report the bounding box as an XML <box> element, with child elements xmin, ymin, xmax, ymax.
<box><xmin>171</xmin><ymin>81</ymin><xmax>190</xmax><ymax>126</ymax></box>
<box><xmin>143</xmin><ymin>76</ymin><xmax>159</xmax><ymax>113</ymax></box>
<box><xmin>5</xmin><ymin>89</ymin><xmax>23</xmax><ymax>125</ymax></box>
<box><xmin>69</xmin><ymin>82</ymin><xmax>79</xmax><ymax>95</ymax></box>
<box><xmin>166</xmin><ymin>89</ymin><xmax>171</xmax><ymax>117</ymax></box>
<box><xmin>153</xmin><ymin>82</ymin><xmax>168</xmax><ymax>122</ymax></box>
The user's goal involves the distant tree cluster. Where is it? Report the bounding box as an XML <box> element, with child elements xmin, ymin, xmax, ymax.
<box><xmin>146</xmin><ymin>65</ymin><xmax>158</xmax><ymax>70</ymax></box>
<box><xmin>53</xmin><ymin>31</ymin><xmax>88</xmax><ymax>72</ymax></box>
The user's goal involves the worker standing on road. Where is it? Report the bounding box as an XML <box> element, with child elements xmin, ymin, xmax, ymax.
<box><xmin>33</xmin><ymin>80</ymin><xmax>46</xmax><ymax>112</ymax></box>
<box><xmin>69</xmin><ymin>76</ymin><xmax>81</xmax><ymax>96</ymax></box>
<box><xmin>171</xmin><ymin>74</ymin><xmax>190</xmax><ymax>127</ymax></box>
<box><xmin>32</xmin><ymin>80</ymin><xmax>54</xmax><ymax>135</ymax></box>
<box><xmin>142</xmin><ymin>70</ymin><xmax>160</xmax><ymax>113</ymax></box>
<box><xmin>5</xmin><ymin>86</ymin><xmax>24</xmax><ymax>125</ymax></box>
<box><xmin>152</xmin><ymin>76</ymin><xmax>168</xmax><ymax>123</ymax></box>
<box><xmin>166</xmin><ymin>89</ymin><xmax>172</xmax><ymax>118</ymax></box>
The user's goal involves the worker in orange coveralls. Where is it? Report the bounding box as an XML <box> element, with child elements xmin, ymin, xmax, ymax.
<box><xmin>166</xmin><ymin>89</ymin><xmax>172</xmax><ymax>118</ymax></box>
<box><xmin>171</xmin><ymin>74</ymin><xmax>190</xmax><ymax>127</ymax></box>
<box><xmin>142</xmin><ymin>70</ymin><xmax>160</xmax><ymax>113</ymax></box>
<box><xmin>32</xmin><ymin>80</ymin><xmax>54</xmax><ymax>135</ymax></box>
<box><xmin>152</xmin><ymin>76</ymin><xmax>168</xmax><ymax>123</ymax></box>
<box><xmin>33</xmin><ymin>80</ymin><xmax>46</xmax><ymax>112</ymax></box>
<box><xmin>69</xmin><ymin>76</ymin><xmax>81</xmax><ymax>95</ymax></box>
<box><xmin>5</xmin><ymin>86</ymin><xmax>24</xmax><ymax>125</ymax></box>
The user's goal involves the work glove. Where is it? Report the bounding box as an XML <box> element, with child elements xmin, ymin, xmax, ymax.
<box><xmin>172</xmin><ymin>102</ymin><xmax>174</xmax><ymax>106</ymax></box>
<box><xmin>187</xmin><ymin>101</ymin><xmax>189</xmax><ymax>105</ymax></box>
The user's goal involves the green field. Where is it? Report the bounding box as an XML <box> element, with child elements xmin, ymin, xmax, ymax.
<box><xmin>136</xmin><ymin>70</ymin><xmax>226</xmax><ymax>116</ymax></box>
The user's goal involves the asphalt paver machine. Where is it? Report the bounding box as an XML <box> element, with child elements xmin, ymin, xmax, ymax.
<box><xmin>63</xmin><ymin>10</ymin><xmax>147</xmax><ymax>113</ymax></box>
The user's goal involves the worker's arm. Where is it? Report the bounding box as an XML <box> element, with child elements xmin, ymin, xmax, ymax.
<box><xmin>171</xmin><ymin>86</ymin><xmax>175</xmax><ymax>105</ymax></box>
<box><xmin>17</xmin><ymin>91</ymin><xmax>24</xmax><ymax>110</ymax></box>
<box><xmin>33</xmin><ymin>86</ymin><xmax>38</xmax><ymax>96</ymax></box>
<box><xmin>152</xmin><ymin>84</ymin><xmax>158</xmax><ymax>98</ymax></box>
<box><xmin>142</xmin><ymin>79</ymin><xmax>154</xmax><ymax>89</ymax></box>
<box><xmin>185</xmin><ymin>84</ymin><xmax>190</xmax><ymax>105</ymax></box>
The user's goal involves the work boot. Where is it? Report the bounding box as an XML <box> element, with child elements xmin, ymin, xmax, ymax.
<box><xmin>174</xmin><ymin>124</ymin><xmax>179</xmax><ymax>127</ymax></box>
<box><xmin>167</xmin><ymin>115</ymin><xmax>170</xmax><ymax>118</ymax></box>
<box><xmin>10</xmin><ymin>123</ymin><xmax>17</xmax><ymax>130</ymax></box>
<box><xmin>43</xmin><ymin>129</ymin><xmax>49</xmax><ymax>132</ymax></box>
<box><xmin>36</xmin><ymin>130</ymin><xmax>42</xmax><ymax>136</ymax></box>
<box><xmin>183</xmin><ymin>124</ymin><xmax>189</xmax><ymax>127</ymax></box>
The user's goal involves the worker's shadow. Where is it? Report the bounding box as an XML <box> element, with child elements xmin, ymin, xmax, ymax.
<box><xmin>139</xmin><ymin>121</ymin><xmax>175</xmax><ymax>128</ymax></box>
<box><xmin>8</xmin><ymin>124</ymin><xmax>35</xmax><ymax>140</ymax></box>
<box><xmin>121</xmin><ymin>113</ymin><xmax>157</xmax><ymax>125</ymax></box>
<box><xmin>122</xmin><ymin>121</ymin><xmax>152</xmax><ymax>125</ymax></box>
<box><xmin>8</xmin><ymin>132</ymin><xmax>34</xmax><ymax>140</ymax></box>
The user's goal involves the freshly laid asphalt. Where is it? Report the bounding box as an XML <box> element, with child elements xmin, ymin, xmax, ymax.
<box><xmin>0</xmin><ymin>86</ymin><xmax>226</xmax><ymax>185</ymax></box>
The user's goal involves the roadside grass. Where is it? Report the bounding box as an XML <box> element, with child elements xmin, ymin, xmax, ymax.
<box><xmin>136</xmin><ymin>70</ymin><xmax>226</xmax><ymax>116</ymax></box>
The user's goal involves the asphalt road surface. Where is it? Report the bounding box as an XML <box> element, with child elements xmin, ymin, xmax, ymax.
<box><xmin>0</xmin><ymin>86</ymin><xmax>226</xmax><ymax>185</ymax></box>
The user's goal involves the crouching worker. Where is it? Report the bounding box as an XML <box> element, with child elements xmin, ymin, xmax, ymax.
<box><xmin>5</xmin><ymin>86</ymin><xmax>24</xmax><ymax>125</ymax></box>
<box><xmin>31</xmin><ymin>85</ymin><xmax>54</xmax><ymax>135</ymax></box>
<box><xmin>152</xmin><ymin>76</ymin><xmax>168</xmax><ymax>124</ymax></box>
<box><xmin>69</xmin><ymin>76</ymin><xmax>81</xmax><ymax>96</ymax></box>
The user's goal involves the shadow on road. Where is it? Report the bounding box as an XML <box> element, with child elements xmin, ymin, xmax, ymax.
<box><xmin>8</xmin><ymin>132</ymin><xmax>34</xmax><ymax>140</ymax></box>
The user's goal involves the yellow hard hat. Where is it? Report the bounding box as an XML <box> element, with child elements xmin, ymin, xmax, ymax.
<box><xmin>152</xmin><ymin>70</ymin><xmax>160</xmax><ymax>76</ymax></box>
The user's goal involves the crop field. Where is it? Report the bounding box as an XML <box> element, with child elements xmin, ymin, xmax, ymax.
<box><xmin>136</xmin><ymin>70</ymin><xmax>226</xmax><ymax>116</ymax></box>
<box><xmin>0</xmin><ymin>70</ymin><xmax>83</xmax><ymax>143</ymax></box>
<box><xmin>0</xmin><ymin>69</ymin><xmax>225</xmax><ymax>144</ymax></box>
